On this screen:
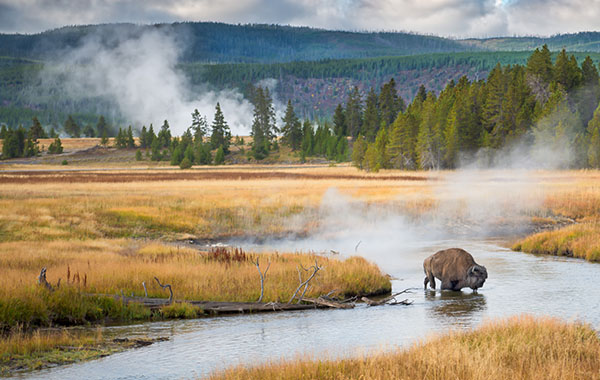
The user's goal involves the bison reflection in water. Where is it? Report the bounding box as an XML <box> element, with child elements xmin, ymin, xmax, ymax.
<box><xmin>425</xmin><ymin>291</ymin><xmax>487</xmax><ymax>320</ymax></box>
<box><xmin>423</xmin><ymin>248</ymin><xmax>488</xmax><ymax>291</ymax></box>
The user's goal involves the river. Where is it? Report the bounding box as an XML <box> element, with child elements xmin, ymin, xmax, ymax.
<box><xmin>18</xmin><ymin>237</ymin><xmax>600</xmax><ymax>380</ymax></box>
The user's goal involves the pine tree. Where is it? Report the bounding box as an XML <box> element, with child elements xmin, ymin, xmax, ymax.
<box><xmin>210</xmin><ymin>103</ymin><xmax>232</xmax><ymax>153</ymax></box>
<box><xmin>139</xmin><ymin>126</ymin><xmax>149</xmax><ymax>148</ymax></box>
<box><xmin>214</xmin><ymin>146</ymin><xmax>225</xmax><ymax>165</ymax></box>
<box><xmin>361</xmin><ymin>87</ymin><xmax>380</xmax><ymax>141</ymax></box>
<box><xmin>416</xmin><ymin>93</ymin><xmax>439</xmax><ymax>169</ymax></box>
<box><xmin>301</xmin><ymin>119</ymin><xmax>314</xmax><ymax>157</ymax></box>
<box><xmin>482</xmin><ymin>64</ymin><xmax>506</xmax><ymax>145</ymax></box>
<box><xmin>150</xmin><ymin>138</ymin><xmax>162</xmax><ymax>161</ymax></box>
<box><xmin>351</xmin><ymin>135</ymin><xmax>367</xmax><ymax>169</ymax></box>
<box><xmin>0</xmin><ymin>125</ymin><xmax>7</xmax><ymax>140</ymax></box>
<box><xmin>379</xmin><ymin>78</ymin><xmax>404</xmax><ymax>127</ymax></box>
<box><xmin>577</xmin><ymin>56</ymin><xmax>600</xmax><ymax>126</ymax></box>
<box><xmin>30</xmin><ymin>117</ymin><xmax>47</xmax><ymax>139</ymax></box>
<box><xmin>48</xmin><ymin>137</ymin><xmax>63</xmax><ymax>154</ymax></box>
<box><xmin>191</xmin><ymin>109</ymin><xmax>208</xmax><ymax>142</ymax></box>
<box><xmin>526</xmin><ymin>44</ymin><xmax>553</xmax><ymax>84</ymax></box>
<box><xmin>250</xmin><ymin>87</ymin><xmax>277</xmax><ymax>159</ymax></box>
<box><xmin>554</xmin><ymin>49</ymin><xmax>582</xmax><ymax>92</ymax></box>
<box><xmin>345</xmin><ymin>86</ymin><xmax>363</xmax><ymax>137</ymax></box>
<box><xmin>96</xmin><ymin>116</ymin><xmax>109</xmax><ymax>138</ymax></box>
<box><xmin>332</xmin><ymin>103</ymin><xmax>346</xmax><ymax>136</ymax></box>
<box><xmin>587</xmin><ymin>105</ymin><xmax>600</xmax><ymax>168</ymax></box>
<box><xmin>64</xmin><ymin>115</ymin><xmax>80</xmax><ymax>138</ymax></box>
<box><xmin>83</xmin><ymin>124</ymin><xmax>95</xmax><ymax>137</ymax></box>
<box><xmin>158</xmin><ymin>120</ymin><xmax>172</xmax><ymax>148</ymax></box>
<box><xmin>281</xmin><ymin>100</ymin><xmax>302</xmax><ymax>150</ymax></box>
<box><xmin>127</xmin><ymin>126</ymin><xmax>135</xmax><ymax>148</ymax></box>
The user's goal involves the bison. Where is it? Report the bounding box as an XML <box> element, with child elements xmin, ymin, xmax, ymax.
<box><xmin>423</xmin><ymin>248</ymin><xmax>487</xmax><ymax>291</ymax></box>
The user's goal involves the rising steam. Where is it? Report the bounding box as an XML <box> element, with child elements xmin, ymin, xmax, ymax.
<box><xmin>40</xmin><ymin>28</ymin><xmax>254</xmax><ymax>135</ymax></box>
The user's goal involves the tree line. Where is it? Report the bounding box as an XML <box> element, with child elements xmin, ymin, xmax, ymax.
<box><xmin>345</xmin><ymin>46</ymin><xmax>600</xmax><ymax>170</ymax></box>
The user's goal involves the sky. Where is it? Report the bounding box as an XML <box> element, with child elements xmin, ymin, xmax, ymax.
<box><xmin>0</xmin><ymin>0</ymin><xmax>598</xmax><ymax>37</ymax></box>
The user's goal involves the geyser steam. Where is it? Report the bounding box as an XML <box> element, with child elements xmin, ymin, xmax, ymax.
<box><xmin>40</xmin><ymin>28</ymin><xmax>253</xmax><ymax>135</ymax></box>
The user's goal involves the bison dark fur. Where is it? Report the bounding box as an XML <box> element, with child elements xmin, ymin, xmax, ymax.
<box><xmin>423</xmin><ymin>248</ymin><xmax>487</xmax><ymax>291</ymax></box>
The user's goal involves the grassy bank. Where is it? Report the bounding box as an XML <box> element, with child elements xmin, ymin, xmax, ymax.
<box><xmin>210</xmin><ymin>315</ymin><xmax>600</xmax><ymax>380</ymax></box>
<box><xmin>513</xmin><ymin>223</ymin><xmax>600</xmax><ymax>261</ymax></box>
<box><xmin>0</xmin><ymin>328</ymin><xmax>166</xmax><ymax>376</ymax></box>
<box><xmin>0</xmin><ymin>240</ymin><xmax>391</xmax><ymax>330</ymax></box>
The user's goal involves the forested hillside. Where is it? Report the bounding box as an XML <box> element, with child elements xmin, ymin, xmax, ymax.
<box><xmin>0</xmin><ymin>22</ymin><xmax>471</xmax><ymax>63</ymax></box>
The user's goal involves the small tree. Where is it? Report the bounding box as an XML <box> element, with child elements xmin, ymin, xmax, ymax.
<box><xmin>100</xmin><ymin>130</ymin><xmax>109</xmax><ymax>147</ymax></box>
<box><xmin>30</xmin><ymin>117</ymin><xmax>48</xmax><ymax>139</ymax></box>
<box><xmin>179</xmin><ymin>157</ymin><xmax>192</xmax><ymax>169</ymax></box>
<box><xmin>135</xmin><ymin>149</ymin><xmax>143</xmax><ymax>161</ymax></box>
<box><xmin>210</xmin><ymin>103</ymin><xmax>231</xmax><ymax>153</ymax></box>
<box><xmin>214</xmin><ymin>146</ymin><xmax>225</xmax><ymax>165</ymax></box>
<box><xmin>127</xmin><ymin>126</ymin><xmax>135</xmax><ymax>148</ymax></box>
<box><xmin>64</xmin><ymin>115</ymin><xmax>80</xmax><ymax>138</ymax></box>
<box><xmin>48</xmin><ymin>137</ymin><xmax>63</xmax><ymax>154</ymax></box>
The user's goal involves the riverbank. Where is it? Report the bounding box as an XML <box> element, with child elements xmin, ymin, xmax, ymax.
<box><xmin>0</xmin><ymin>328</ymin><xmax>167</xmax><ymax>376</ymax></box>
<box><xmin>209</xmin><ymin>315</ymin><xmax>600</xmax><ymax>380</ymax></box>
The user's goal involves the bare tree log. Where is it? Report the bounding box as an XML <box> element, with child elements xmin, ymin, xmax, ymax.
<box><xmin>154</xmin><ymin>276</ymin><xmax>173</xmax><ymax>303</ymax></box>
<box><xmin>361</xmin><ymin>290</ymin><xmax>412</xmax><ymax>306</ymax></box>
<box><xmin>37</xmin><ymin>267</ymin><xmax>53</xmax><ymax>291</ymax></box>
<box><xmin>303</xmin><ymin>296</ymin><xmax>355</xmax><ymax>309</ymax></box>
<box><xmin>142</xmin><ymin>281</ymin><xmax>148</xmax><ymax>298</ymax></box>
<box><xmin>288</xmin><ymin>260</ymin><xmax>321</xmax><ymax>304</ymax></box>
<box><xmin>252</xmin><ymin>257</ymin><xmax>271</xmax><ymax>303</ymax></box>
<box><xmin>355</xmin><ymin>240</ymin><xmax>362</xmax><ymax>252</ymax></box>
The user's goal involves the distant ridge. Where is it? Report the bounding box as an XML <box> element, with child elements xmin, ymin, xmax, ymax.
<box><xmin>0</xmin><ymin>22</ymin><xmax>599</xmax><ymax>64</ymax></box>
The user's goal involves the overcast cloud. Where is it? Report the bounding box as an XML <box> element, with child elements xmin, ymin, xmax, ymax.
<box><xmin>0</xmin><ymin>0</ymin><xmax>598</xmax><ymax>37</ymax></box>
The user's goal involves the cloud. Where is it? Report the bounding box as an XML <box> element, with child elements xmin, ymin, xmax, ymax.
<box><xmin>1</xmin><ymin>0</ymin><xmax>598</xmax><ymax>38</ymax></box>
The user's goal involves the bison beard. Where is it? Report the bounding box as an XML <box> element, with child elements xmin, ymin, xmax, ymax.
<box><xmin>423</xmin><ymin>248</ymin><xmax>488</xmax><ymax>291</ymax></box>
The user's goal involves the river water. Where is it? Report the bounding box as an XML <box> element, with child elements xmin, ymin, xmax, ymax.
<box><xmin>18</xmin><ymin>237</ymin><xmax>600</xmax><ymax>380</ymax></box>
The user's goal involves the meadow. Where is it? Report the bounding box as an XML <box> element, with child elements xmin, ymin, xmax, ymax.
<box><xmin>2</xmin><ymin>158</ymin><xmax>600</xmax><ymax>374</ymax></box>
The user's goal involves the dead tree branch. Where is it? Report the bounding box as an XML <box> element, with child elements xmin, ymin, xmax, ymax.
<box><xmin>252</xmin><ymin>257</ymin><xmax>271</xmax><ymax>303</ymax></box>
<box><xmin>142</xmin><ymin>281</ymin><xmax>148</xmax><ymax>298</ymax></box>
<box><xmin>288</xmin><ymin>260</ymin><xmax>322</xmax><ymax>304</ymax></box>
<box><xmin>37</xmin><ymin>267</ymin><xmax>53</xmax><ymax>291</ymax></box>
<box><xmin>361</xmin><ymin>289</ymin><xmax>412</xmax><ymax>306</ymax></box>
<box><xmin>303</xmin><ymin>296</ymin><xmax>355</xmax><ymax>309</ymax></box>
<box><xmin>154</xmin><ymin>276</ymin><xmax>173</xmax><ymax>303</ymax></box>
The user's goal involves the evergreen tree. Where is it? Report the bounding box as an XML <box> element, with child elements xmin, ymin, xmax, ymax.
<box><xmin>0</xmin><ymin>125</ymin><xmax>7</xmax><ymax>140</ymax></box>
<box><xmin>64</xmin><ymin>115</ymin><xmax>80</xmax><ymax>138</ymax></box>
<box><xmin>150</xmin><ymin>138</ymin><xmax>162</xmax><ymax>161</ymax></box>
<box><xmin>191</xmin><ymin>109</ymin><xmax>208</xmax><ymax>142</ymax></box>
<box><xmin>48</xmin><ymin>137</ymin><xmax>63</xmax><ymax>154</ymax></box>
<box><xmin>170</xmin><ymin>144</ymin><xmax>184</xmax><ymax>166</ymax></box>
<box><xmin>345</xmin><ymin>86</ymin><xmax>363</xmax><ymax>137</ymax></box>
<box><xmin>333</xmin><ymin>103</ymin><xmax>347</xmax><ymax>136</ymax></box>
<box><xmin>351</xmin><ymin>135</ymin><xmax>367</xmax><ymax>169</ymax></box>
<box><xmin>379</xmin><ymin>78</ymin><xmax>404</xmax><ymax>126</ymax></box>
<box><xmin>281</xmin><ymin>100</ymin><xmax>302</xmax><ymax>150</ymax></box>
<box><xmin>195</xmin><ymin>142</ymin><xmax>212</xmax><ymax>165</ymax></box>
<box><xmin>526</xmin><ymin>44</ymin><xmax>553</xmax><ymax>84</ymax></box>
<box><xmin>210</xmin><ymin>103</ymin><xmax>232</xmax><ymax>154</ymax></box>
<box><xmin>587</xmin><ymin>105</ymin><xmax>600</xmax><ymax>168</ymax></box>
<box><xmin>250</xmin><ymin>87</ymin><xmax>277</xmax><ymax>159</ymax></box>
<box><xmin>301</xmin><ymin>119</ymin><xmax>314</xmax><ymax>157</ymax></box>
<box><xmin>100</xmin><ymin>130</ymin><xmax>109</xmax><ymax>147</ymax></box>
<box><xmin>361</xmin><ymin>87</ymin><xmax>380</xmax><ymax>141</ymax></box>
<box><xmin>135</xmin><ymin>149</ymin><xmax>143</xmax><ymax>161</ymax></box>
<box><xmin>554</xmin><ymin>49</ymin><xmax>582</xmax><ymax>92</ymax></box>
<box><xmin>139</xmin><ymin>126</ymin><xmax>149</xmax><ymax>148</ymax></box>
<box><xmin>127</xmin><ymin>126</ymin><xmax>135</xmax><ymax>148</ymax></box>
<box><xmin>115</xmin><ymin>128</ymin><xmax>127</xmax><ymax>149</ymax></box>
<box><xmin>147</xmin><ymin>124</ymin><xmax>156</xmax><ymax>147</ymax></box>
<box><xmin>214</xmin><ymin>146</ymin><xmax>225</xmax><ymax>165</ymax></box>
<box><xmin>30</xmin><ymin>117</ymin><xmax>47</xmax><ymax>139</ymax></box>
<box><xmin>482</xmin><ymin>64</ymin><xmax>507</xmax><ymax>145</ymax></box>
<box><xmin>83</xmin><ymin>124</ymin><xmax>95</xmax><ymax>137</ymax></box>
<box><xmin>96</xmin><ymin>116</ymin><xmax>109</xmax><ymax>138</ymax></box>
<box><xmin>158</xmin><ymin>120</ymin><xmax>172</xmax><ymax>148</ymax></box>
<box><xmin>416</xmin><ymin>93</ymin><xmax>440</xmax><ymax>169</ymax></box>
<box><xmin>577</xmin><ymin>56</ymin><xmax>600</xmax><ymax>126</ymax></box>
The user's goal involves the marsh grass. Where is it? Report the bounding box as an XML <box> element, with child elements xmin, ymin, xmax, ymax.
<box><xmin>0</xmin><ymin>327</ymin><xmax>108</xmax><ymax>375</ymax></box>
<box><xmin>209</xmin><ymin>315</ymin><xmax>600</xmax><ymax>380</ymax></box>
<box><xmin>0</xmin><ymin>241</ymin><xmax>390</xmax><ymax>330</ymax></box>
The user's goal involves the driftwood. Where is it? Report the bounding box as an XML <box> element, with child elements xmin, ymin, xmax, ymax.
<box><xmin>303</xmin><ymin>296</ymin><xmax>355</xmax><ymax>309</ymax></box>
<box><xmin>37</xmin><ymin>267</ymin><xmax>53</xmax><ymax>291</ymax></box>
<box><xmin>361</xmin><ymin>290</ymin><xmax>413</xmax><ymax>306</ymax></box>
<box><xmin>288</xmin><ymin>260</ymin><xmax>322</xmax><ymax>304</ymax></box>
<box><xmin>252</xmin><ymin>257</ymin><xmax>271</xmax><ymax>303</ymax></box>
<box><xmin>154</xmin><ymin>277</ymin><xmax>173</xmax><ymax>303</ymax></box>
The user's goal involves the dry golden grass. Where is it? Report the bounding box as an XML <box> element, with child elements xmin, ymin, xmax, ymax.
<box><xmin>210</xmin><ymin>315</ymin><xmax>600</xmax><ymax>380</ymax></box>
<box><xmin>0</xmin><ymin>240</ymin><xmax>390</xmax><ymax>305</ymax></box>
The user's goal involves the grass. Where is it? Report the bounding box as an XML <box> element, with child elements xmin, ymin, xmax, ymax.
<box><xmin>0</xmin><ymin>240</ymin><xmax>390</xmax><ymax>330</ymax></box>
<box><xmin>512</xmin><ymin>223</ymin><xmax>600</xmax><ymax>261</ymax></box>
<box><xmin>0</xmin><ymin>328</ymin><xmax>108</xmax><ymax>375</ymax></box>
<box><xmin>209</xmin><ymin>315</ymin><xmax>600</xmax><ymax>380</ymax></box>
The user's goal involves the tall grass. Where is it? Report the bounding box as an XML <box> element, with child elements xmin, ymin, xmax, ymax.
<box><xmin>0</xmin><ymin>240</ymin><xmax>390</xmax><ymax>329</ymax></box>
<box><xmin>209</xmin><ymin>315</ymin><xmax>600</xmax><ymax>380</ymax></box>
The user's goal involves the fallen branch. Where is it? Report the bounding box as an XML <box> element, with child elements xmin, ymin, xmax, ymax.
<box><xmin>154</xmin><ymin>276</ymin><xmax>173</xmax><ymax>303</ymax></box>
<box><xmin>303</xmin><ymin>296</ymin><xmax>355</xmax><ymax>309</ymax></box>
<box><xmin>252</xmin><ymin>257</ymin><xmax>271</xmax><ymax>303</ymax></box>
<box><xmin>142</xmin><ymin>281</ymin><xmax>148</xmax><ymax>298</ymax></box>
<box><xmin>288</xmin><ymin>260</ymin><xmax>322</xmax><ymax>304</ymax></box>
<box><xmin>361</xmin><ymin>289</ymin><xmax>412</xmax><ymax>306</ymax></box>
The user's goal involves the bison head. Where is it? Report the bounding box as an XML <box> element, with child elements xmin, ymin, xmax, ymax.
<box><xmin>466</xmin><ymin>264</ymin><xmax>488</xmax><ymax>290</ymax></box>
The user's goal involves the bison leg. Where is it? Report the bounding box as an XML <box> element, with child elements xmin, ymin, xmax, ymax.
<box><xmin>423</xmin><ymin>276</ymin><xmax>429</xmax><ymax>289</ymax></box>
<box><xmin>425</xmin><ymin>274</ymin><xmax>436</xmax><ymax>289</ymax></box>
